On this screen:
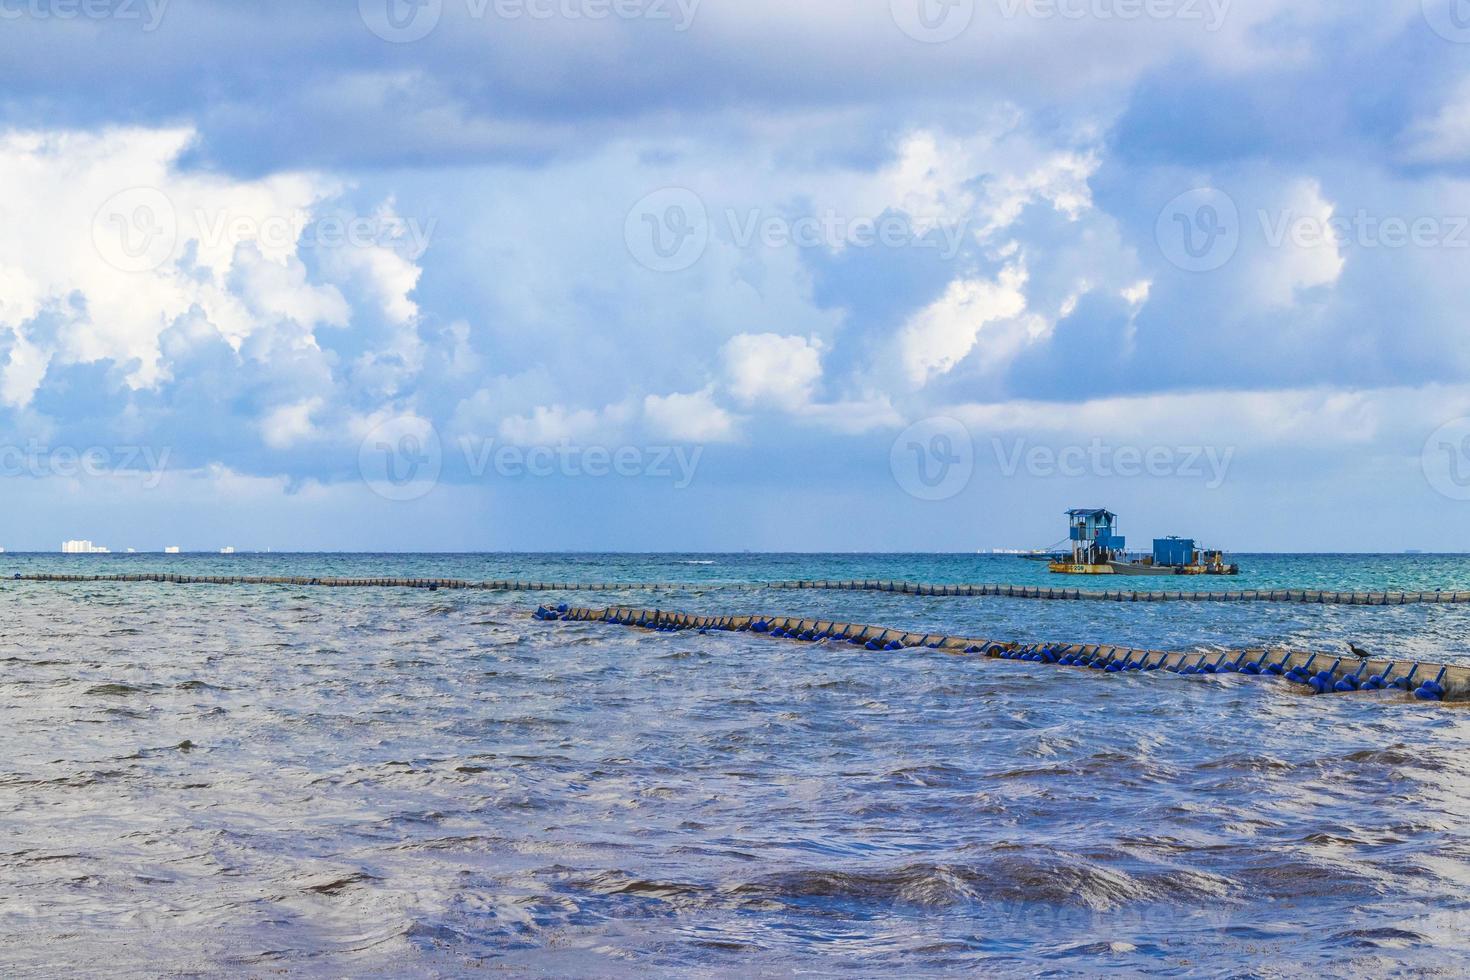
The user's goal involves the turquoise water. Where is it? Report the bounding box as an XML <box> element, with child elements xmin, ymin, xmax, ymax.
<box><xmin>2</xmin><ymin>553</ymin><xmax>1468</xmax><ymax>975</ymax></box>
<box><xmin>11</xmin><ymin>551</ymin><xmax>1470</xmax><ymax>592</ymax></box>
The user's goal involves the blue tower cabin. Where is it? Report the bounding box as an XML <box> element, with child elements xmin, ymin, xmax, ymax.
<box><xmin>1066</xmin><ymin>508</ymin><xmax>1125</xmax><ymax>566</ymax></box>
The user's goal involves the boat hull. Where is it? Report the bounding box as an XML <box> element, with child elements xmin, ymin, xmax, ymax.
<box><xmin>1105</xmin><ymin>561</ymin><xmax>1180</xmax><ymax>576</ymax></box>
<box><xmin>1048</xmin><ymin>562</ymin><xmax>1114</xmax><ymax>574</ymax></box>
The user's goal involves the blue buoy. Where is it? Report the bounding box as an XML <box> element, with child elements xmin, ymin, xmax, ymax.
<box><xmin>865</xmin><ymin>640</ymin><xmax>881</xmax><ymax>651</ymax></box>
<box><xmin>752</xmin><ymin>621</ymin><xmax>769</xmax><ymax>634</ymax></box>
<box><xmin>885</xmin><ymin>641</ymin><xmax>903</xmax><ymax>651</ymax></box>
<box><xmin>1414</xmin><ymin>684</ymin><xmax>1443</xmax><ymax>701</ymax></box>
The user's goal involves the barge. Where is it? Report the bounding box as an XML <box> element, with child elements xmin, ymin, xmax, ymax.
<box><xmin>1047</xmin><ymin>509</ymin><xmax>1238</xmax><ymax>576</ymax></box>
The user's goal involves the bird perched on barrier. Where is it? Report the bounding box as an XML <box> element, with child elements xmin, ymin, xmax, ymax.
<box><xmin>1348</xmin><ymin>642</ymin><xmax>1372</xmax><ymax>660</ymax></box>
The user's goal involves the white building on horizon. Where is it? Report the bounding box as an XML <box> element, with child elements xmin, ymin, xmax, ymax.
<box><xmin>62</xmin><ymin>540</ymin><xmax>110</xmax><ymax>554</ymax></box>
<box><xmin>164</xmin><ymin>546</ymin><xmax>181</xmax><ymax>554</ymax></box>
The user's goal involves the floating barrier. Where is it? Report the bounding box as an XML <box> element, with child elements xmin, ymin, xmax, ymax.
<box><xmin>8</xmin><ymin>572</ymin><xmax>1470</xmax><ymax>605</ymax></box>
<box><xmin>4</xmin><ymin>573</ymin><xmax>689</xmax><ymax>592</ymax></box>
<box><xmin>766</xmin><ymin>580</ymin><xmax>1470</xmax><ymax>605</ymax></box>
<box><xmin>534</xmin><ymin>604</ymin><xmax>1470</xmax><ymax>703</ymax></box>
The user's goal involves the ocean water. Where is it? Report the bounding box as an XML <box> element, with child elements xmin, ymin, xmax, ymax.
<box><xmin>2</xmin><ymin>553</ymin><xmax>1468</xmax><ymax>976</ymax></box>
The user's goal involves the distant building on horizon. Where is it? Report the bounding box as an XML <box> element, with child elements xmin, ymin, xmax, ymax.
<box><xmin>62</xmin><ymin>540</ymin><xmax>110</xmax><ymax>554</ymax></box>
<box><xmin>220</xmin><ymin>546</ymin><xmax>235</xmax><ymax>554</ymax></box>
<box><xmin>164</xmin><ymin>546</ymin><xmax>181</xmax><ymax>554</ymax></box>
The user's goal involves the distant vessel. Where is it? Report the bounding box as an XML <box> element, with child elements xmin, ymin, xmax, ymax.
<box><xmin>1046</xmin><ymin>509</ymin><xmax>1238</xmax><ymax>576</ymax></box>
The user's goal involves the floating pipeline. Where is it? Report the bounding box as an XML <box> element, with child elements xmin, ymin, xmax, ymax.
<box><xmin>532</xmin><ymin>604</ymin><xmax>1469</xmax><ymax>704</ymax></box>
<box><xmin>5</xmin><ymin>573</ymin><xmax>691</xmax><ymax>592</ymax></box>
<box><xmin>9</xmin><ymin>572</ymin><xmax>1470</xmax><ymax>605</ymax></box>
<box><xmin>764</xmin><ymin>581</ymin><xmax>1470</xmax><ymax>605</ymax></box>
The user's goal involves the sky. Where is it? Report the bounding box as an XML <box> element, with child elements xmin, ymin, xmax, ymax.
<box><xmin>1</xmin><ymin>0</ymin><xmax>1470</xmax><ymax>553</ymax></box>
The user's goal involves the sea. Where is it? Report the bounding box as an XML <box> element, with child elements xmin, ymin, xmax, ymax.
<box><xmin>2</xmin><ymin>553</ymin><xmax>1467</xmax><ymax>976</ymax></box>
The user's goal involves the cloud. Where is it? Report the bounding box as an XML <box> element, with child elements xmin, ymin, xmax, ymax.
<box><xmin>4</xmin><ymin>4</ymin><xmax>1470</xmax><ymax>548</ymax></box>
<box><xmin>497</xmin><ymin>402</ymin><xmax>633</xmax><ymax>445</ymax></box>
<box><xmin>946</xmin><ymin>382</ymin><xmax>1470</xmax><ymax>451</ymax></box>
<box><xmin>0</xmin><ymin>127</ymin><xmax>337</xmax><ymax>391</ymax></box>
<box><xmin>1401</xmin><ymin>75</ymin><xmax>1470</xmax><ymax>166</ymax></box>
<box><xmin>643</xmin><ymin>388</ymin><xmax>741</xmax><ymax>442</ymax></box>
<box><xmin>260</xmin><ymin>397</ymin><xmax>324</xmax><ymax>449</ymax></box>
<box><xmin>1253</xmin><ymin>178</ymin><xmax>1344</xmax><ymax>307</ymax></box>
<box><xmin>721</xmin><ymin>332</ymin><xmax>824</xmax><ymax>411</ymax></box>
<box><xmin>0</xmin><ymin>126</ymin><xmax>440</xmax><ymax>468</ymax></box>
<box><xmin>898</xmin><ymin>262</ymin><xmax>1034</xmax><ymax>385</ymax></box>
